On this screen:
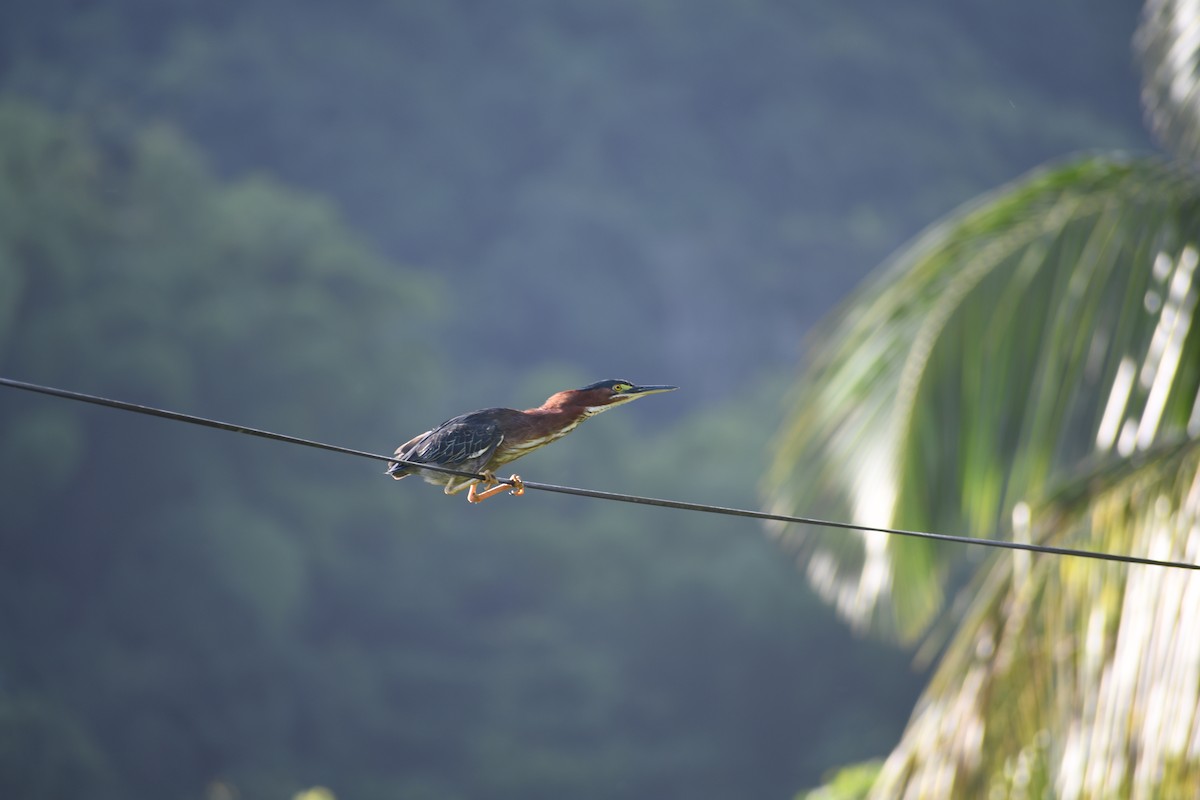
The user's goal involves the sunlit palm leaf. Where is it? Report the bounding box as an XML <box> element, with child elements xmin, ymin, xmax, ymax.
<box><xmin>765</xmin><ymin>156</ymin><xmax>1200</xmax><ymax>642</ymax></box>
<box><xmin>873</xmin><ymin>438</ymin><xmax>1200</xmax><ymax>798</ymax></box>
<box><xmin>1136</xmin><ymin>0</ymin><xmax>1200</xmax><ymax>163</ymax></box>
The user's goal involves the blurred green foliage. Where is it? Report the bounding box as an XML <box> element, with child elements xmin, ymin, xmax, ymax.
<box><xmin>771</xmin><ymin>1</ymin><xmax>1200</xmax><ymax>793</ymax></box>
<box><xmin>798</xmin><ymin>760</ymin><xmax>882</xmax><ymax>800</ymax></box>
<box><xmin>0</xmin><ymin>0</ymin><xmax>1150</xmax><ymax>797</ymax></box>
<box><xmin>0</xmin><ymin>0</ymin><xmax>1146</xmax><ymax>395</ymax></box>
<box><xmin>0</xmin><ymin>100</ymin><xmax>919</xmax><ymax>799</ymax></box>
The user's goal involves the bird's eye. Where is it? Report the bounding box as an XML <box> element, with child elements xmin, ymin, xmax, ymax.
<box><xmin>613</xmin><ymin>382</ymin><xmax>632</xmax><ymax>393</ymax></box>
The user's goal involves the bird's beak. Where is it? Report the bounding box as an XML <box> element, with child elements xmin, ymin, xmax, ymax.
<box><xmin>625</xmin><ymin>384</ymin><xmax>678</xmax><ymax>396</ymax></box>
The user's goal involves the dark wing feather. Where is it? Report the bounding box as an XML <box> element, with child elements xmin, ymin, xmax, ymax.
<box><xmin>408</xmin><ymin>412</ymin><xmax>504</xmax><ymax>470</ymax></box>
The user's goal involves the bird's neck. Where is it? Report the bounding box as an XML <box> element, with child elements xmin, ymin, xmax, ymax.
<box><xmin>527</xmin><ymin>402</ymin><xmax>594</xmax><ymax>424</ymax></box>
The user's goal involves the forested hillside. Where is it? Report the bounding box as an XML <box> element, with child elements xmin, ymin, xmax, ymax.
<box><xmin>0</xmin><ymin>90</ymin><xmax>917</xmax><ymax>800</ymax></box>
<box><xmin>1</xmin><ymin>0</ymin><xmax>1146</xmax><ymax>394</ymax></box>
<box><xmin>0</xmin><ymin>1</ymin><xmax>1154</xmax><ymax>797</ymax></box>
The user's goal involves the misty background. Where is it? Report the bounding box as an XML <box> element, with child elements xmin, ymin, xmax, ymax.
<box><xmin>0</xmin><ymin>1</ymin><xmax>1156</xmax><ymax>798</ymax></box>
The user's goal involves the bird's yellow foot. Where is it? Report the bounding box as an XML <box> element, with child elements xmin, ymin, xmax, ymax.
<box><xmin>467</xmin><ymin>473</ymin><xmax>525</xmax><ymax>504</ymax></box>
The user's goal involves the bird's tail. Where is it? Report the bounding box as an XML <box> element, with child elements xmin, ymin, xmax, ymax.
<box><xmin>388</xmin><ymin>436</ymin><xmax>424</xmax><ymax>480</ymax></box>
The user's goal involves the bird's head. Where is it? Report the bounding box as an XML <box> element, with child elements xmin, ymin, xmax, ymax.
<box><xmin>543</xmin><ymin>379</ymin><xmax>678</xmax><ymax>415</ymax></box>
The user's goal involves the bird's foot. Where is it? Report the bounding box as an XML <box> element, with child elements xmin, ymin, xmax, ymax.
<box><xmin>467</xmin><ymin>473</ymin><xmax>525</xmax><ymax>504</ymax></box>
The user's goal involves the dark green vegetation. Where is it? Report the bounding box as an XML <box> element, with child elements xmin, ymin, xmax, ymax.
<box><xmin>0</xmin><ymin>96</ymin><xmax>917</xmax><ymax>800</ymax></box>
<box><xmin>0</xmin><ymin>1</ymin><xmax>1152</xmax><ymax>798</ymax></box>
<box><xmin>0</xmin><ymin>0</ymin><xmax>1146</xmax><ymax>396</ymax></box>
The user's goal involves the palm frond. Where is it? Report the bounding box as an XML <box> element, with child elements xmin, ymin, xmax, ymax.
<box><xmin>765</xmin><ymin>156</ymin><xmax>1200</xmax><ymax>642</ymax></box>
<box><xmin>872</xmin><ymin>438</ymin><xmax>1200</xmax><ymax>798</ymax></box>
<box><xmin>1136</xmin><ymin>0</ymin><xmax>1200</xmax><ymax>163</ymax></box>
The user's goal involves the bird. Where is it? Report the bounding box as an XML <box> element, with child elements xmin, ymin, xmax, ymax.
<box><xmin>386</xmin><ymin>379</ymin><xmax>678</xmax><ymax>503</ymax></box>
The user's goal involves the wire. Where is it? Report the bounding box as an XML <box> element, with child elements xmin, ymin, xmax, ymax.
<box><xmin>0</xmin><ymin>377</ymin><xmax>480</xmax><ymax>482</ymax></box>
<box><xmin>3</xmin><ymin>375</ymin><xmax>1198</xmax><ymax>572</ymax></box>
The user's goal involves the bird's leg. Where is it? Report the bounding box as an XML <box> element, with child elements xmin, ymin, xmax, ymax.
<box><xmin>466</xmin><ymin>470</ymin><xmax>497</xmax><ymax>503</ymax></box>
<box><xmin>467</xmin><ymin>473</ymin><xmax>525</xmax><ymax>503</ymax></box>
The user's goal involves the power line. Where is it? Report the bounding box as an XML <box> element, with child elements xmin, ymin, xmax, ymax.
<box><xmin>3</xmin><ymin>375</ymin><xmax>1197</xmax><ymax>572</ymax></box>
<box><xmin>0</xmin><ymin>376</ymin><xmax>479</xmax><ymax>482</ymax></box>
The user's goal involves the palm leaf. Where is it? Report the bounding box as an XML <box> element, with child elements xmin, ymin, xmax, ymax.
<box><xmin>1136</xmin><ymin>0</ymin><xmax>1200</xmax><ymax>163</ymax></box>
<box><xmin>873</xmin><ymin>437</ymin><xmax>1200</xmax><ymax>798</ymax></box>
<box><xmin>764</xmin><ymin>156</ymin><xmax>1200</xmax><ymax>642</ymax></box>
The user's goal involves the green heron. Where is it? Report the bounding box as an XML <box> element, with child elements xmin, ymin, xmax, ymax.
<box><xmin>387</xmin><ymin>379</ymin><xmax>678</xmax><ymax>503</ymax></box>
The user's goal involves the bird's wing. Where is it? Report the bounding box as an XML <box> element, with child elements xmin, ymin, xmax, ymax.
<box><xmin>394</xmin><ymin>431</ymin><xmax>430</xmax><ymax>458</ymax></box>
<box><xmin>408</xmin><ymin>414</ymin><xmax>504</xmax><ymax>469</ymax></box>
